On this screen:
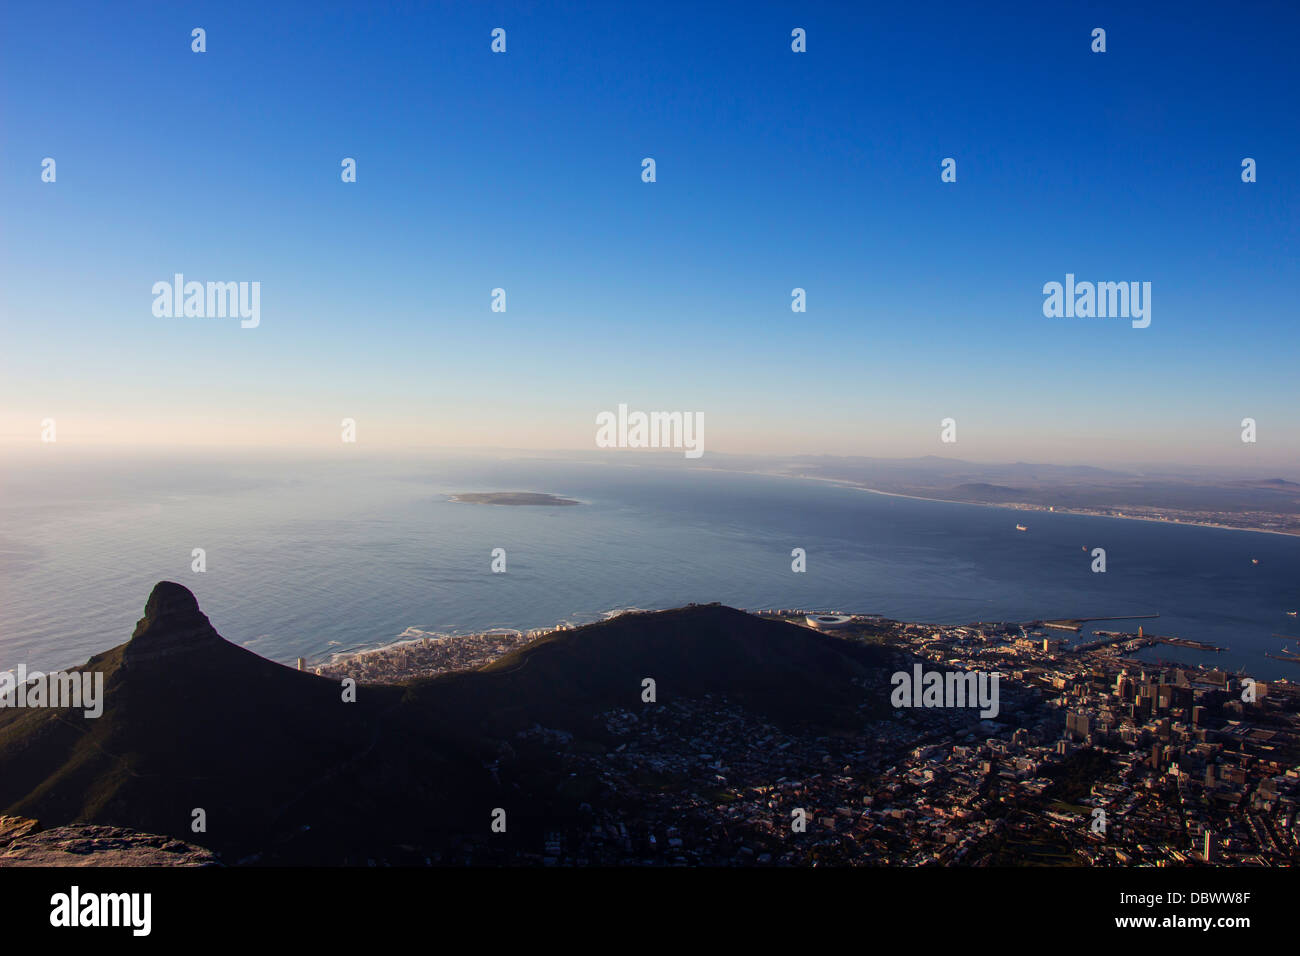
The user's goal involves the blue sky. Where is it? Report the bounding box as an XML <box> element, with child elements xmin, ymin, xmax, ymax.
<box><xmin>2</xmin><ymin>1</ymin><xmax>1297</xmax><ymax>466</ymax></box>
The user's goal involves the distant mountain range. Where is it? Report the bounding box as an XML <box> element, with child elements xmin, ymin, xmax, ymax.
<box><xmin>535</xmin><ymin>451</ymin><xmax>1300</xmax><ymax>528</ymax></box>
<box><xmin>767</xmin><ymin>456</ymin><xmax>1300</xmax><ymax>508</ymax></box>
<box><xmin>686</xmin><ymin>454</ymin><xmax>1300</xmax><ymax>533</ymax></box>
<box><xmin>0</xmin><ymin>583</ymin><xmax>900</xmax><ymax>864</ymax></box>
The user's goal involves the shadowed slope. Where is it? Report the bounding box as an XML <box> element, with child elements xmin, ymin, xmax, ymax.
<box><xmin>407</xmin><ymin>603</ymin><xmax>899</xmax><ymax>739</ymax></box>
<box><xmin>0</xmin><ymin>583</ymin><xmax>419</xmax><ymax>856</ymax></box>
<box><xmin>0</xmin><ymin>586</ymin><xmax>898</xmax><ymax>862</ymax></box>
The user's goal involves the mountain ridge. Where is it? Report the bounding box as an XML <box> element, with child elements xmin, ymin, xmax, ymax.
<box><xmin>0</xmin><ymin>583</ymin><xmax>900</xmax><ymax>863</ymax></box>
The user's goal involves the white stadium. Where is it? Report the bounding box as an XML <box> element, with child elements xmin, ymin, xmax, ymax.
<box><xmin>805</xmin><ymin>613</ymin><xmax>855</xmax><ymax>631</ymax></box>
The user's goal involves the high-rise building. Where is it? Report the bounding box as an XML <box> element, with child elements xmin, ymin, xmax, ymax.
<box><xmin>1116</xmin><ymin>670</ymin><xmax>1134</xmax><ymax>702</ymax></box>
<box><xmin>1203</xmin><ymin>831</ymin><xmax>1218</xmax><ymax>862</ymax></box>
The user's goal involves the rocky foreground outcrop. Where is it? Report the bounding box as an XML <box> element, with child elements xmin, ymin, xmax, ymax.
<box><xmin>0</xmin><ymin>816</ymin><xmax>218</xmax><ymax>866</ymax></box>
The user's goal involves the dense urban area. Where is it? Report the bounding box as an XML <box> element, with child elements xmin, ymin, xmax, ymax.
<box><xmin>318</xmin><ymin>609</ymin><xmax>1300</xmax><ymax>866</ymax></box>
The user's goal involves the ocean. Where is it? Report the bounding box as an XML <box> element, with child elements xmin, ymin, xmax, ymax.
<box><xmin>2</xmin><ymin>453</ymin><xmax>1298</xmax><ymax>678</ymax></box>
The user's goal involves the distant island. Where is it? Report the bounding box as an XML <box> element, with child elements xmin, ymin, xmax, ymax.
<box><xmin>448</xmin><ymin>492</ymin><xmax>580</xmax><ymax>506</ymax></box>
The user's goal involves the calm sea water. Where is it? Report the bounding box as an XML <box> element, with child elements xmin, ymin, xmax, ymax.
<box><xmin>2</xmin><ymin>454</ymin><xmax>1298</xmax><ymax>679</ymax></box>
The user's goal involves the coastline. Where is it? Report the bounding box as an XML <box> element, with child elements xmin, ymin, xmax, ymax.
<box><xmin>306</xmin><ymin>463</ymin><xmax>1298</xmax><ymax>675</ymax></box>
<box><xmin>698</xmin><ymin>466</ymin><xmax>1300</xmax><ymax>539</ymax></box>
<box><xmin>310</xmin><ymin>603</ymin><xmax>1296</xmax><ymax>688</ymax></box>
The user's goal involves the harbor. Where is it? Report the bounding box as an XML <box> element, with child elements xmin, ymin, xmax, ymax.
<box><xmin>1040</xmin><ymin>613</ymin><xmax>1161</xmax><ymax>634</ymax></box>
<box><xmin>1073</xmin><ymin>631</ymin><xmax>1225</xmax><ymax>654</ymax></box>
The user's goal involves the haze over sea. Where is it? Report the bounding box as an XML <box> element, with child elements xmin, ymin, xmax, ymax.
<box><xmin>2</xmin><ymin>454</ymin><xmax>1298</xmax><ymax>679</ymax></box>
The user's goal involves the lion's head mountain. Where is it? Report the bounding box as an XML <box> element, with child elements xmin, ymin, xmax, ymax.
<box><xmin>0</xmin><ymin>582</ymin><xmax>904</xmax><ymax>864</ymax></box>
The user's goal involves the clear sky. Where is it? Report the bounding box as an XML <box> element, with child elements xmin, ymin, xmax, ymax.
<box><xmin>2</xmin><ymin>1</ymin><xmax>1297</xmax><ymax>468</ymax></box>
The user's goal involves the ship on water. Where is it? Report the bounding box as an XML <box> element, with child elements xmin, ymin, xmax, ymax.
<box><xmin>1015</xmin><ymin>524</ymin><xmax>1028</xmax><ymax>532</ymax></box>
